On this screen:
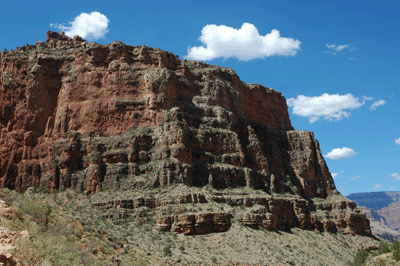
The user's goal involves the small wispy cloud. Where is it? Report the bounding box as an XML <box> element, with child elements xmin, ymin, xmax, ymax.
<box><xmin>326</xmin><ymin>44</ymin><xmax>349</xmax><ymax>55</ymax></box>
<box><xmin>324</xmin><ymin>147</ymin><xmax>358</xmax><ymax>160</ymax></box>
<box><xmin>389</xmin><ymin>187</ymin><xmax>396</xmax><ymax>190</ymax></box>
<box><xmin>185</xmin><ymin>23</ymin><xmax>301</xmax><ymax>61</ymax></box>
<box><xmin>349</xmin><ymin>175</ymin><xmax>361</xmax><ymax>180</ymax></box>
<box><xmin>50</xmin><ymin>11</ymin><xmax>109</xmax><ymax>40</ymax></box>
<box><xmin>327</xmin><ymin>44</ymin><xmax>349</xmax><ymax>51</ymax></box>
<box><xmin>395</xmin><ymin>138</ymin><xmax>400</xmax><ymax>146</ymax></box>
<box><xmin>370</xmin><ymin>100</ymin><xmax>386</xmax><ymax>110</ymax></box>
<box><xmin>362</xmin><ymin>96</ymin><xmax>374</xmax><ymax>101</ymax></box>
<box><xmin>287</xmin><ymin>93</ymin><xmax>372</xmax><ymax>123</ymax></box>
<box><xmin>373</xmin><ymin>184</ymin><xmax>382</xmax><ymax>189</ymax></box>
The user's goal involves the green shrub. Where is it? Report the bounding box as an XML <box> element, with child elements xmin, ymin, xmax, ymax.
<box><xmin>392</xmin><ymin>240</ymin><xmax>400</xmax><ymax>261</ymax></box>
<box><xmin>163</xmin><ymin>245</ymin><xmax>172</xmax><ymax>255</ymax></box>
<box><xmin>179</xmin><ymin>245</ymin><xmax>185</xmax><ymax>251</ymax></box>
<box><xmin>354</xmin><ymin>249</ymin><xmax>368</xmax><ymax>266</ymax></box>
<box><xmin>377</xmin><ymin>241</ymin><xmax>390</xmax><ymax>255</ymax></box>
<box><xmin>211</xmin><ymin>256</ymin><xmax>217</xmax><ymax>263</ymax></box>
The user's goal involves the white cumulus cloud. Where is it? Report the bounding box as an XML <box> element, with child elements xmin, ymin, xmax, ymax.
<box><xmin>324</xmin><ymin>147</ymin><xmax>358</xmax><ymax>160</ymax></box>
<box><xmin>50</xmin><ymin>12</ymin><xmax>109</xmax><ymax>40</ymax></box>
<box><xmin>185</xmin><ymin>23</ymin><xmax>301</xmax><ymax>61</ymax></box>
<box><xmin>391</xmin><ymin>173</ymin><xmax>400</xmax><ymax>181</ymax></box>
<box><xmin>373</xmin><ymin>184</ymin><xmax>382</xmax><ymax>190</ymax></box>
<box><xmin>396</xmin><ymin>138</ymin><xmax>400</xmax><ymax>145</ymax></box>
<box><xmin>331</xmin><ymin>172</ymin><xmax>338</xmax><ymax>178</ymax></box>
<box><xmin>370</xmin><ymin>100</ymin><xmax>386</xmax><ymax>110</ymax></box>
<box><xmin>287</xmin><ymin>93</ymin><xmax>370</xmax><ymax>123</ymax></box>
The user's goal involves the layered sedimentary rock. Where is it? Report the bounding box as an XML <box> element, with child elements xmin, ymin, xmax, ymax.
<box><xmin>0</xmin><ymin>31</ymin><xmax>371</xmax><ymax>236</ymax></box>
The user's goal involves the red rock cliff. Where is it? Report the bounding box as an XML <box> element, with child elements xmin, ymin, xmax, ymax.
<box><xmin>0</xmin><ymin>32</ymin><xmax>371</xmax><ymax>236</ymax></box>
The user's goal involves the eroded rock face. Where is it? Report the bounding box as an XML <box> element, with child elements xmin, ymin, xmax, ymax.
<box><xmin>156</xmin><ymin>212</ymin><xmax>231</xmax><ymax>235</ymax></box>
<box><xmin>0</xmin><ymin>32</ymin><xmax>371</xmax><ymax>236</ymax></box>
<box><xmin>91</xmin><ymin>189</ymin><xmax>371</xmax><ymax>236</ymax></box>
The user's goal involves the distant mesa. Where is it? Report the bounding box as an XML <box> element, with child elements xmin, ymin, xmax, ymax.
<box><xmin>347</xmin><ymin>191</ymin><xmax>400</xmax><ymax>210</ymax></box>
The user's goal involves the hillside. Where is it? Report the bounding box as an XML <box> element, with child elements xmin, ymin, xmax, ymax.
<box><xmin>0</xmin><ymin>31</ymin><xmax>380</xmax><ymax>265</ymax></box>
<box><xmin>0</xmin><ymin>187</ymin><xmax>382</xmax><ymax>266</ymax></box>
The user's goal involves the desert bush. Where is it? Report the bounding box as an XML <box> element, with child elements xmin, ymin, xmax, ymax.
<box><xmin>354</xmin><ymin>249</ymin><xmax>368</xmax><ymax>266</ymax></box>
<box><xmin>377</xmin><ymin>241</ymin><xmax>390</xmax><ymax>255</ymax></box>
<box><xmin>163</xmin><ymin>245</ymin><xmax>172</xmax><ymax>255</ymax></box>
<box><xmin>392</xmin><ymin>240</ymin><xmax>400</xmax><ymax>261</ymax></box>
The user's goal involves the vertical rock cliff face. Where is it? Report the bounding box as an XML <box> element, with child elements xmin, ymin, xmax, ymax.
<box><xmin>0</xmin><ymin>32</ymin><xmax>371</xmax><ymax>236</ymax></box>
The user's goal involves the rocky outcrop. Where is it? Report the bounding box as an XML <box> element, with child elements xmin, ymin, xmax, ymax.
<box><xmin>91</xmin><ymin>189</ymin><xmax>371</xmax><ymax>236</ymax></box>
<box><xmin>241</xmin><ymin>198</ymin><xmax>370</xmax><ymax>235</ymax></box>
<box><xmin>156</xmin><ymin>212</ymin><xmax>231</xmax><ymax>235</ymax></box>
<box><xmin>0</xmin><ymin>31</ymin><xmax>371</xmax><ymax>236</ymax></box>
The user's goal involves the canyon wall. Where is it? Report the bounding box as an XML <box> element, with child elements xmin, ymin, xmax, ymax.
<box><xmin>0</xmin><ymin>31</ymin><xmax>371</xmax><ymax>236</ymax></box>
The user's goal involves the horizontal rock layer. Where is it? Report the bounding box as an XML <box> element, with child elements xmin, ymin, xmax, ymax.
<box><xmin>92</xmin><ymin>190</ymin><xmax>371</xmax><ymax>236</ymax></box>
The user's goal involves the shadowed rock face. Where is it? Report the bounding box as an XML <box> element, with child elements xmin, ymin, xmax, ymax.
<box><xmin>0</xmin><ymin>31</ymin><xmax>371</xmax><ymax>236</ymax></box>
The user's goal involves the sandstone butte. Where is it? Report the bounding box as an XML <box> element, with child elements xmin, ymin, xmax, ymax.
<box><xmin>0</xmin><ymin>31</ymin><xmax>371</xmax><ymax>236</ymax></box>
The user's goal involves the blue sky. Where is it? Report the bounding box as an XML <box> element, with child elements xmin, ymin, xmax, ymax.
<box><xmin>1</xmin><ymin>0</ymin><xmax>399</xmax><ymax>196</ymax></box>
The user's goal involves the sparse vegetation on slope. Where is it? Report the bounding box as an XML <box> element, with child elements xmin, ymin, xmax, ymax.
<box><xmin>0</xmin><ymin>188</ymin><xmax>149</xmax><ymax>266</ymax></box>
<box><xmin>0</xmin><ymin>186</ymin><xmax>382</xmax><ymax>265</ymax></box>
